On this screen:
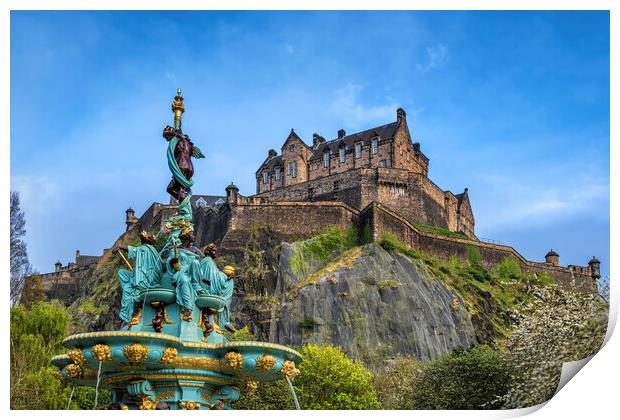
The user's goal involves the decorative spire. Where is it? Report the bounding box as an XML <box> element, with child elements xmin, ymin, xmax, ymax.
<box><xmin>171</xmin><ymin>88</ymin><xmax>185</xmax><ymax>130</ymax></box>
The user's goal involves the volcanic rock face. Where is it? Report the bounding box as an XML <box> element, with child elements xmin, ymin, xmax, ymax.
<box><xmin>274</xmin><ymin>243</ymin><xmax>475</xmax><ymax>361</ymax></box>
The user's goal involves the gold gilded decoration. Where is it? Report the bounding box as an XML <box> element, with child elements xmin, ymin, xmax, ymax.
<box><xmin>180</xmin><ymin>309</ymin><xmax>193</xmax><ymax>321</ymax></box>
<box><xmin>124</xmin><ymin>343</ymin><xmax>149</xmax><ymax>362</ymax></box>
<box><xmin>91</xmin><ymin>344</ymin><xmax>112</xmax><ymax>361</ymax></box>
<box><xmin>155</xmin><ymin>391</ymin><xmax>175</xmax><ymax>401</ymax></box>
<box><xmin>68</xmin><ymin>348</ymin><xmax>87</xmax><ymax>366</ymax></box>
<box><xmin>138</xmin><ymin>396</ymin><xmax>157</xmax><ymax>410</ymax></box>
<box><xmin>128</xmin><ymin>306</ymin><xmax>142</xmax><ymax>326</ymax></box>
<box><xmin>179</xmin><ymin>401</ymin><xmax>200</xmax><ymax>410</ymax></box>
<box><xmin>66</xmin><ymin>363</ymin><xmax>83</xmax><ymax>378</ymax></box>
<box><xmin>222</xmin><ymin>265</ymin><xmax>235</xmax><ymax>278</ymax></box>
<box><xmin>52</xmin><ymin>369</ymin><xmax>65</xmax><ymax>382</ymax></box>
<box><xmin>165</xmin><ymin>218</ymin><xmax>192</xmax><ymax>232</ymax></box>
<box><xmin>244</xmin><ymin>381</ymin><xmax>258</xmax><ymax>394</ymax></box>
<box><xmin>256</xmin><ymin>354</ymin><xmax>276</xmax><ymax>371</ymax></box>
<box><xmin>280</xmin><ymin>360</ymin><xmax>301</xmax><ymax>380</ymax></box>
<box><xmin>161</xmin><ymin>347</ymin><xmax>179</xmax><ymax>364</ymax></box>
<box><xmin>171</xmin><ymin>88</ymin><xmax>186</xmax><ymax>121</ymax></box>
<box><xmin>171</xmin><ymin>356</ymin><xmax>223</xmax><ymax>370</ymax></box>
<box><xmin>200</xmin><ymin>392</ymin><xmax>211</xmax><ymax>402</ymax></box>
<box><xmin>225</xmin><ymin>351</ymin><xmax>243</xmax><ymax>369</ymax></box>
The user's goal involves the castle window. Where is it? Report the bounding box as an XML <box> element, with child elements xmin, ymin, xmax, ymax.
<box><xmin>287</xmin><ymin>162</ymin><xmax>292</xmax><ymax>176</ymax></box>
<box><xmin>323</xmin><ymin>150</ymin><xmax>330</xmax><ymax>168</ymax></box>
<box><xmin>334</xmin><ymin>180</ymin><xmax>341</xmax><ymax>192</ymax></box>
<box><xmin>308</xmin><ymin>187</ymin><xmax>314</xmax><ymax>199</ymax></box>
<box><xmin>275</xmin><ymin>167</ymin><xmax>281</xmax><ymax>180</ymax></box>
<box><xmin>215</xmin><ymin>198</ymin><xmax>225</xmax><ymax>205</ymax></box>
<box><xmin>372</xmin><ymin>138</ymin><xmax>379</xmax><ymax>154</ymax></box>
<box><xmin>196</xmin><ymin>197</ymin><xmax>207</xmax><ymax>207</ymax></box>
<box><xmin>379</xmin><ymin>159</ymin><xmax>387</xmax><ymax>167</ymax></box>
<box><xmin>355</xmin><ymin>143</ymin><xmax>362</xmax><ymax>159</ymax></box>
<box><xmin>339</xmin><ymin>147</ymin><xmax>346</xmax><ymax>163</ymax></box>
<box><xmin>263</xmin><ymin>171</ymin><xmax>269</xmax><ymax>184</ymax></box>
<box><xmin>293</xmin><ymin>160</ymin><xmax>298</xmax><ymax>177</ymax></box>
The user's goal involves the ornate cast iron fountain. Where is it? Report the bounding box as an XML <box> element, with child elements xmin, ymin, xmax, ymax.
<box><xmin>51</xmin><ymin>90</ymin><xmax>301</xmax><ymax>410</ymax></box>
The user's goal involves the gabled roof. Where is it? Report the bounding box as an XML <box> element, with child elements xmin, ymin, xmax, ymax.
<box><xmin>256</xmin><ymin>154</ymin><xmax>283</xmax><ymax>173</ymax></box>
<box><xmin>282</xmin><ymin>129</ymin><xmax>311</xmax><ymax>151</ymax></box>
<box><xmin>309</xmin><ymin>122</ymin><xmax>400</xmax><ymax>161</ymax></box>
<box><xmin>191</xmin><ymin>195</ymin><xmax>227</xmax><ymax>208</ymax></box>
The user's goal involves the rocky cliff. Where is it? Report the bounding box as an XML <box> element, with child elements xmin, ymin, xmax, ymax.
<box><xmin>273</xmin><ymin>243</ymin><xmax>476</xmax><ymax>361</ymax></box>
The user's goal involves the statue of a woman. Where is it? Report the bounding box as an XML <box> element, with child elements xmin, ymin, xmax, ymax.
<box><xmin>113</xmin><ymin>231</ymin><xmax>162</xmax><ymax>323</ymax></box>
<box><xmin>163</xmin><ymin>126</ymin><xmax>204</xmax><ymax>203</ymax></box>
<box><xmin>200</xmin><ymin>244</ymin><xmax>235</xmax><ymax>331</ymax></box>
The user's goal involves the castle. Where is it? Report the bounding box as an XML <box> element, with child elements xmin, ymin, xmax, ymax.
<box><xmin>253</xmin><ymin>108</ymin><xmax>475</xmax><ymax>239</ymax></box>
<box><xmin>35</xmin><ymin>107</ymin><xmax>601</xmax><ymax>303</ymax></box>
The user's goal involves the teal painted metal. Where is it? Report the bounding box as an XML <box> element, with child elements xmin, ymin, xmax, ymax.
<box><xmin>51</xmin><ymin>91</ymin><xmax>301</xmax><ymax>410</ymax></box>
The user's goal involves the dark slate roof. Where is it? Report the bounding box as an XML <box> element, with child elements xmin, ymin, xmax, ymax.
<box><xmin>191</xmin><ymin>195</ymin><xmax>226</xmax><ymax>208</ymax></box>
<box><xmin>309</xmin><ymin>122</ymin><xmax>400</xmax><ymax>161</ymax></box>
<box><xmin>546</xmin><ymin>249</ymin><xmax>559</xmax><ymax>257</ymax></box>
<box><xmin>257</xmin><ymin>154</ymin><xmax>283</xmax><ymax>173</ymax></box>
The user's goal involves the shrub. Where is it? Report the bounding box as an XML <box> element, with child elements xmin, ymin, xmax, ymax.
<box><xmin>235</xmin><ymin>344</ymin><xmax>381</xmax><ymax>410</ymax></box>
<box><xmin>496</xmin><ymin>257</ymin><xmax>522</xmax><ymax>279</ymax></box>
<box><xmin>290</xmin><ymin>226</ymin><xmax>358</xmax><ymax>275</ymax></box>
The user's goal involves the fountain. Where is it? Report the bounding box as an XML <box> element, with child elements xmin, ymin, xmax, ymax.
<box><xmin>51</xmin><ymin>90</ymin><xmax>301</xmax><ymax>410</ymax></box>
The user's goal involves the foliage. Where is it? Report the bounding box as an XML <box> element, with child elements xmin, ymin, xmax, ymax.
<box><xmin>298</xmin><ymin>318</ymin><xmax>317</xmax><ymax>330</ymax></box>
<box><xmin>19</xmin><ymin>273</ymin><xmax>46</xmax><ymax>309</ymax></box>
<box><xmin>411</xmin><ymin>221</ymin><xmax>469</xmax><ymax>239</ymax></box>
<box><xmin>223</xmin><ymin>326</ymin><xmax>255</xmax><ymax>341</ymax></box>
<box><xmin>10</xmin><ymin>191</ymin><xmax>32</xmax><ymax>304</ymax></box>
<box><xmin>378</xmin><ymin>233</ymin><xmax>560</xmax><ymax>343</ymax></box>
<box><xmin>500</xmin><ymin>285</ymin><xmax>608</xmax><ymax>408</ymax></box>
<box><xmin>10</xmin><ymin>301</ymin><xmax>110</xmax><ymax>409</ymax></box>
<box><xmin>290</xmin><ymin>226</ymin><xmax>358</xmax><ymax>276</ymax></box>
<box><xmin>496</xmin><ymin>257</ymin><xmax>522</xmax><ymax>279</ymax></box>
<box><xmin>235</xmin><ymin>344</ymin><xmax>381</xmax><ymax>410</ymax></box>
<box><xmin>372</xmin><ymin>356</ymin><xmax>424</xmax><ymax>409</ymax></box>
<box><xmin>374</xmin><ymin>346</ymin><xmax>512</xmax><ymax>409</ymax></box>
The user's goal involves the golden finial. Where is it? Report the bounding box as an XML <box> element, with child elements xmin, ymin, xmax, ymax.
<box><xmin>171</xmin><ymin>88</ymin><xmax>185</xmax><ymax>130</ymax></box>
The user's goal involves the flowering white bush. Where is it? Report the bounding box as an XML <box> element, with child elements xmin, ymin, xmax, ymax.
<box><xmin>501</xmin><ymin>285</ymin><xmax>608</xmax><ymax>408</ymax></box>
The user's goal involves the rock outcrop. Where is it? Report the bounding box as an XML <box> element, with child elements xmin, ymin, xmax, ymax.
<box><xmin>273</xmin><ymin>242</ymin><xmax>476</xmax><ymax>361</ymax></box>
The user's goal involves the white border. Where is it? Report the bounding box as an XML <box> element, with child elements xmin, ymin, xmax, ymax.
<box><xmin>2</xmin><ymin>2</ymin><xmax>616</xmax><ymax>419</ymax></box>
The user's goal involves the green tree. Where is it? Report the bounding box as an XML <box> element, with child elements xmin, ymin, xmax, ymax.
<box><xmin>10</xmin><ymin>301</ymin><xmax>110</xmax><ymax>409</ymax></box>
<box><xmin>234</xmin><ymin>344</ymin><xmax>381</xmax><ymax>410</ymax></box>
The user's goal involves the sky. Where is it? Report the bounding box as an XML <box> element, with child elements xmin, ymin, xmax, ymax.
<box><xmin>10</xmin><ymin>11</ymin><xmax>610</xmax><ymax>279</ymax></box>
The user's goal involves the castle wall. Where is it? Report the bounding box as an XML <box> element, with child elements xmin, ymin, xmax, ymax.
<box><xmin>364</xmin><ymin>202</ymin><xmax>597</xmax><ymax>294</ymax></box>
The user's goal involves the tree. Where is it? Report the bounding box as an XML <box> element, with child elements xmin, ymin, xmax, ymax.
<box><xmin>501</xmin><ymin>285</ymin><xmax>608</xmax><ymax>408</ymax></box>
<box><xmin>10</xmin><ymin>301</ymin><xmax>111</xmax><ymax>409</ymax></box>
<box><xmin>373</xmin><ymin>346</ymin><xmax>513</xmax><ymax>410</ymax></box>
<box><xmin>10</xmin><ymin>191</ymin><xmax>32</xmax><ymax>304</ymax></box>
<box><xmin>234</xmin><ymin>344</ymin><xmax>382</xmax><ymax>410</ymax></box>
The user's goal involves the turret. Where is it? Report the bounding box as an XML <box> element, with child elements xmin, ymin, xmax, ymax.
<box><xmin>125</xmin><ymin>207</ymin><xmax>138</xmax><ymax>231</ymax></box>
<box><xmin>588</xmin><ymin>256</ymin><xmax>601</xmax><ymax>280</ymax></box>
<box><xmin>545</xmin><ymin>249</ymin><xmax>559</xmax><ymax>266</ymax></box>
<box><xmin>55</xmin><ymin>261</ymin><xmax>62</xmax><ymax>273</ymax></box>
<box><xmin>337</xmin><ymin>129</ymin><xmax>346</xmax><ymax>139</ymax></box>
<box><xmin>226</xmin><ymin>182</ymin><xmax>239</xmax><ymax>205</ymax></box>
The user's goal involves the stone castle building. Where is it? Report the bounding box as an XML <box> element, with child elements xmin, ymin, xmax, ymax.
<box><xmin>34</xmin><ymin>108</ymin><xmax>601</xmax><ymax>303</ymax></box>
<box><xmin>254</xmin><ymin>108</ymin><xmax>475</xmax><ymax>239</ymax></box>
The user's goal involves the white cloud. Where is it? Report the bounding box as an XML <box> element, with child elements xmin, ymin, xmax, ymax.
<box><xmin>474</xmin><ymin>173</ymin><xmax>609</xmax><ymax>233</ymax></box>
<box><xmin>416</xmin><ymin>44</ymin><xmax>449</xmax><ymax>73</ymax></box>
<box><xmin>10</xmin><ymin>175</ymin><xmax>63</xmax><ymax>217</ymax></box>
<box><xmin>328</xmin><ymin>83</ymin><xmax>398</xmax><ymax>130</ymax></box>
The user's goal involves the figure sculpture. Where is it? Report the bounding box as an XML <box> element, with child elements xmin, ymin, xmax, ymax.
<box><xmin>200</xmin><ymin>243</ymin><xmax>235</xmax><ymax>331</ymax></box>
<box><xmin>167</xmin><ymin>229</ymin><xmax>206</xmax><ymax>320</ymax></box>
<box><xmin>113</xmin><ymin>231</ymin><xmax>162</xmax><ymax>324</ymax></box>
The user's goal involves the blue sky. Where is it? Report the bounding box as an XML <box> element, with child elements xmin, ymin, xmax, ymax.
<box><xmin>10</xmin><ymin>11</ymin><xmax>610</xmax><ymax>279</ymax></box>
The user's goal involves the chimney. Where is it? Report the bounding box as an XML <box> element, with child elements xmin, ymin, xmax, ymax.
<box><xmin>268</xmin><ymin>149</ymin><xmax>277</xmax><ymax>158</ymax></box>
<box><xmin>312</xmin><ymin>133</ymin><xmax>326</xmax><ymax>149</ymax></box>
<box><xmin>75</xmin><ymin>250</ymin><xmax>80</xmax><ymax>262</ymax></box>
<box><xmin>545</xmin><ymin>249</ymin><xmax>559</xmax><ymax>266</ymax></box>
<box><xmin>55</xmin><ymin>261</ymin><xmax>62</xmax><ymax>273</ymax></box>
<box><xmin>588</xmin><ymin>256</ymin><xmax>601</xmax><ymax>280</ymax></box>
<box><xmin>397</xmin><ymin>107</ymin><xmax>407</xmax><ymax>125</ymax></box>
<box><xmin>337</xmin><ymin>129</ymin><xmax>346</xmax><ymax>139</ymax></box>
